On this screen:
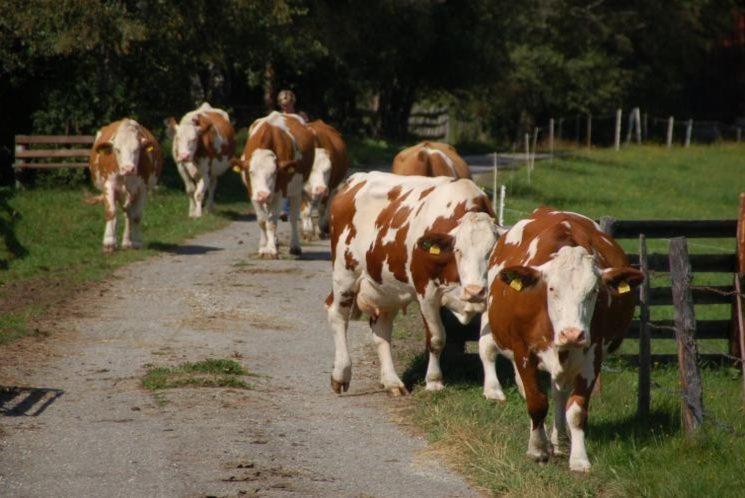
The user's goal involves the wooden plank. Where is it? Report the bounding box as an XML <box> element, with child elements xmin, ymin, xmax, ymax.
<box><xmin>608</xmin><ymin>219</ymin><xmax>737</xmax><ymax>239</ymax></box>
<box><xmin>627</xmin><ymin>320</ymin><xmax>730</xmax><ymax>340</ymax></box>
<box><xmin>732</xmin><ymin>193</ymin><xmax>745</xmax><ymax>357</ymax></box>
<box><xmin>14</xmin><ymin>162</ymin><xmax>89</xmax><ymax>169</ymax></box>
<box><xmin>649</xmin><ymin>285</ymin><xmax>734</xmax><ymax>305</ymax></box>
<box><xmin>669</xmin><ymin>237</ymin><xmax>704</xmax><ymax>434</ymax></box>
<box><xmin>637</xmin><ymin>234</ymin><xmax>651</xmax><ymax>419</ymax></box>
<box><xmin>15</xmin><ymin>149</ymin><xmax>91</xmax><ymax>159</ymax></box>
<box><xmin>617</xmin><ymin>353</ymin><xmax>737</xmax><ymax>367</ymax></box>
<box><xmin>626</xmin><ymin>253</ymin><xmax>736</xmax><ymax>273</ymax></box>
<box><xmin>15</xmin><ymin>135</ymin><xmax>95</xmax><ymax>144</ymax></box>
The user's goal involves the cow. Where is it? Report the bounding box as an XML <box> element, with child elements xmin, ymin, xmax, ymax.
<box><xmin>479</xmin><ymin>207</ymin><xmax>644</xmax><ymax>472</ymax></box>
<box><xmin>300</xmin><ymin>120</ymin><xmax>350</xmax><ymax>240</ymax></box>
<box><xmin>87</xmin><ymin>119</ymin><xmax>163</xmax><ymax>252</ymax></box>
<box><xmin>165</xmin><ymin>103</ymin><xmax>235</xmax><ymax>218</ymax></box>
<box><xmin>326</xmin><ymin>171</ymin><xmax>501</xmax><ymax>396</ymax></box>
<box><xmin>234</xmin><ymin>111</ymin><xmax>315</xmax><ymax>258</ymax></box>
<box><xmin>392</xmin><ymin>141</ymin><xmax>471</xmax><ymax>179</ymax></box>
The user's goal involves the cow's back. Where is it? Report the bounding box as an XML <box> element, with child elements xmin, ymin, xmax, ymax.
<box><xmin>308</xmin><ymin>120</ymin><xmax>349</xmax><ymax>190</ymax></box>
<box><xmin>204</xmin><ymin>111</ymin><xmax>235</xmax><ymax>158</ymax></box>
<box><xmin>392</xmin><ymin>142</ymin><xmax>470</xmax><ymax>179</ymax></box>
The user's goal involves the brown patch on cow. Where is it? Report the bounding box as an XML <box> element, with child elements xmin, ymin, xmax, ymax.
<box><xmin>344</xmin><ymin>249</ymin><xmax>359</xmax><ymax>271</ymax></box>
<box><xmin>339</xmin><ymin>290</ymin><xmax>355</xmax><ymax>308</ymax></box>
<box><xmin>418</xmin><ymin>186</ymin><xmax>435</xmax><ymax>200</ymax></box>
<box><xmin>387</xmin><ymin>185</ymin><xmax>402</xmax><ymax>201</ymax></box>
<box><xmin>328</xmin><ymin>180</ymin><xmax>366</xmax><ymax>262</ymax></box>
<box><xmin>391</xmin><ymin>141</ymin><xmax>471</xmax><ymax>179</ymax></box>
<box><xmin>195</xmin><ymin>111</ymin><xmax>236</xmax><ymax>161</ymax></box>
<box><xmin>307</xmin><ymin>120</ymin><xmax>350</xmax><ymax>192</ymax></box>
<box><xmin>325</xmin><ymin>292</ymin><xmax>334</xmax><ymax>307</ymax></box>
<box><xmin>367</xmin><ymin>189</ymin><xmax>413</xmax><ymax>283</ymax></box>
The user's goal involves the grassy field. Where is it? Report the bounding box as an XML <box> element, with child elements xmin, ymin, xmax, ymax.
<box><xmin>399</xmin><ymin>144</ymin><xmax>745</xmax><ymax>497</ymax></box>
<box><xmin>0</xmin><ymin>164</ymin><xmax>250</xmax><ymax>344</ymax></box>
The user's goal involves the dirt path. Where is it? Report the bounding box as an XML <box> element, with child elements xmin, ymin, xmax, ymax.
<box><xmin>0</xmin><ymin>216</ymin><xmax>476</xmax><ymax>497</ymax></box>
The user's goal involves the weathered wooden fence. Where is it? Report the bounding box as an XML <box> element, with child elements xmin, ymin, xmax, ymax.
<box><xmin>14</xmin><ymin>134</ymin><xmax>94</xmax><ymax>186</ymax></box>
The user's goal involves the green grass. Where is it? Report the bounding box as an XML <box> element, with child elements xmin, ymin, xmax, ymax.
<box><xmin>142</xmin><ymin>358</ymin><xmax>254</xmax><ymax>391</ymax></box>
<box><xmin>0</xmin><ymin>166</ymin><xmax>251</xmax><ymax>344</ymax></box>
<box><xmin>402</xmin><ymin>144</ymin><xmax>745</xmax><ymax>497</ymax></box>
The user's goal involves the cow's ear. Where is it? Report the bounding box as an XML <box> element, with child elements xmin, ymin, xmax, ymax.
<box><xmin>417</xmin><ymin>232</ymin><xmax>455</xmax><ymax>262</ymax></box>
<box><xmin>230</xmin><ymin>158</ymin><xmax>246</xmax><ymax>173</ymax></box>
<box><xmin>164</xmin><ymin>117</ymin><xmax>178</xmax><ymax>138</ymax></box>
<box><xmin>498</xmin><ymin>266</ymin><xmax>541</xmax><ymax>292</ymax></box>
<box><xmin>95</xmin><ymin>141</ymin><xmax>113</xmax><ymax>154</ymax></box>
<box><xmin>140</xmin><ymin>136</ymin><xmax>157</xmax><ymax>153</ymax></box>
<box><xmin>601</xmin><ymin>267</ymin><xmax>645</xmax><ymax>295</ymax></box>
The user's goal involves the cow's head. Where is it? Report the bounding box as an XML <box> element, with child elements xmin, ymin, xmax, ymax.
<box><xmin>425</xmin><ymin>211</ymin><xmax>500</xmax><ymax>320</ymax></box>
<box><xmin>498</xmin><ymin>245</ymin><xmax>644</xmax><ymax>348</ymax></box>
<box><xmin>95</xmin><ymin>120</ymin><xmax>151</xmax><ymax>176</ymax></box>
<box><xmin>305</xmin><ymin>148</ymin><xmax>332</xmax><ymax>203</ymax></box>
<box><xmin>248</xmin><ymin>148</ymin><xmax>297</xmax><ymax>206</ymax></box>
<box><xmin>165</xmin><ymin>115</ymin><xmax>212</xmax><ymax>164</ymax></box>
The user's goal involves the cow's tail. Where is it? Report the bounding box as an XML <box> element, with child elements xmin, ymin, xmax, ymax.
<box><xmin>82</xmin><ymin>193</ymin><xmax>105</xmax><ymax>206</ymax></box>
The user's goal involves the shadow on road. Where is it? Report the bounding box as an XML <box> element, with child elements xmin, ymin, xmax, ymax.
<box><xmin>298</xmin><ymin>250</ymin><xmax>330</xmax><ymax>261</ymax></box>
<box><xmin>0</xmin><ymin>386</ymin><xmax>64</xmax><ymax>417</ymax></box>
<box><xmin>148</xmin><ymin>242</ymin><xmax>224</xmax><ymax>255</ymax></box>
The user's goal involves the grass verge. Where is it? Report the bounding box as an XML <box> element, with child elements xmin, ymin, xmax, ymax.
<box><xmin>142</xmin><ymin>358</ymin><xmax>254</xmax><ymax>391</ymax></box>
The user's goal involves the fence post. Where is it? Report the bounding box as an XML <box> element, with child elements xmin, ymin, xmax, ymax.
<box><xmin>668</xmin><ymin>237</ymin><xmax>704</xmax><ymax>435</ymax></box>
<box><xmin>737</xmin><ymin>128</ymin><xmax>742</xmax><ymax>143</ymax></box>
<box><xmin>685</xmin><ymin>119</ymin><xmax>693</xmax><ymax>147</ymax></box>
<box><xmin>14</xmin><ymin>142</ymin><xmax>25</xmax><ymax>189</ymax></box>
<box><xmin>635</xmin><ymin>108</ymin><xmax>642</xmax><ymax>144</ymax></box>
<box><xmin>735</xmin><ymin>274</ymin><xmax>745</xmax><ymax>403</ymax></box>
<box><xmin>491</xmin><ymin>153</ymin><xmax>498</xmax><ymax>214</ymax></box>
<box><xmin>525</xmin><ymin>133</ymin><xmax>531</xmax><ymax>185</ymax></box>
<box><xmin>731</xmin><ymin>193</ymin><xmax>745</xmax><ymax>359</ymax></box>
<box><xmin>666</xmin><ymin>116</ymin><xmax>675</xmax><ymax>148</ymax></box>
<box><xmin>498</xmin><ymin>185</ymin><xmax>506</xmax><ymax>227</ymax></box>
<box><xmin>549</xmin><ymin>118</ymin><xmax>555</xmax><ymax>159</ymax></box>
<box><xmin>643</xmin><ymin>112</ymin><xmax>649</xmax><ymax>142</ymax></box>
<box><xmin>614</xmin><ymin>108</ymin><xmax>622</xmax><ymax>150</ymax></box>
<box><xmin>530</xmin><ymin>127</ymin><xmax>539</xmax><ymax>172</ymax></box>
<box><xmin>638</xmin><ymin>234</ymin><xmax>652</xmax><ymax>420</ymax></box>
<box><xmin>586</xmin><ymin>114</ymin><xmax>592</xmax><ymax>148</ymax></box>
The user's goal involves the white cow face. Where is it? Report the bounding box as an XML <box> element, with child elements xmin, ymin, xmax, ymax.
<box><xmin>249</xmin><ymin>148</ymin><xmax>279</xmax><ymax>205</ymax></box>
<box><xmin>168</xmin><ymin>117</ymin><xmax>211</xmax><ymax>164</ymax></box>
<box><xmin>499</xmin><ymin>245</ymin><xmax>644</xmax><ymax>348</ymax></box>
<box><xmin>306</xmin><ymin>148</ymin><xmax>332</xmax><ymax>202</ymax></box>
<box><xmin>96</xmin><ymin>121</ymin><xmax>149</xmax><ymax>176</ymax></box>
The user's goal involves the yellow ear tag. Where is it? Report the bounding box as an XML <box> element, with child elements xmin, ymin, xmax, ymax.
<box><xmin>146</xmin><ymin>145</ymin><xmax>154</xmax><ymax>152</ymax></box>
<box><xmin>429</xmin><ymin>245</ymin><xmax>441</xmax><ymax>255</ymax></box>
<box><xmin>232</xmin><ymin>166</ymin><xmax>242</xmax><ymax>173</ymax></box>
<box><xmin>617</xmin><ymin>281</ymin><xmax>631</xmax><ymax>294</ymax></box>
<box><xmin>510</xmin><ymin>278</ymin><xmax>523</xmax><ymax>291</ymax></box>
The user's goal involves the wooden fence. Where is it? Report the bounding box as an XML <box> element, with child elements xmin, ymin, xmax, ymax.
<box><xmin>13</xmin><ymin>135</ymin><xmax>94</xmax><ymax>186</ymax></box>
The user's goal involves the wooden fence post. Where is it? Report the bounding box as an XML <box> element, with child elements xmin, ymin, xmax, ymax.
<box><xmin>635</xmin><ymin>108</ymin><xmax>642</xmax><ymax>144</ymax></box>
<box><xmin>498</xmin><ymin>185</ymin><xmax>506</xmax><ymax>227</ymax></box>
<box><xmin>685</xmin><ymin>119</ymin><xmax>693</xmax><ymax>147</ymax></box>
<box><xmin>586</xmin><ymin>114</ymin><xmax>592</xmax><ymax>148</ymax></box>
<box><xmin>525</xmin><ymin>133</ymin><xmax>531</xmax><ymax>185</ymax></box>
<box><xmin>669</xmin><ymin>237</ymin><xmax>704</xmax><ymax>435</ymax></box>
<box><xmin>492</xmin><ymin>153</ymin><xmax>498</xmax><ymax>214</ymax></box>
<box><xmin>549</xmin><ymin>118</ymin><xmax>555</xmax><ymax>159</ymax></box>
<box><xmin>667</xmin><ymin>116</ymin><xmax>675</xmax><ymax>148</ymax></box>
<box><xmin>614</xmin><ymin>108</ymin><xmax>622</xmax><ymax>150</ymax></box>
<box><xmin>638</xmin><ymin>234</ymin><xmax>652</xmax><ymax>419</ymax></box>
<box><xmin>735</xmin><ymin>274</ymin><xmax>745</xmax><ymax>403</ymax></box>
<box><xmin>14</xmin><ymin>142</ymin><xmax>25</xmax><ymax>189</ymax></box>
<box><xmin>732</xmin><ymin>193</ymin><xmax>745</xmax><ymax>359</ymax></box>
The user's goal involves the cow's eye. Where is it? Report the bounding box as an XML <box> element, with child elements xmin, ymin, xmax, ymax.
<box><xmin>549</xmin><ymin>287</ymin><xmax>554</xmax><ymax>292</ymax></box>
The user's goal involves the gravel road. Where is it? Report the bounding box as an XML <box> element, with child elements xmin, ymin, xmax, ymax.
<box><xmin>0</xmin><ymin>215</ymin><xmax>477</xmax><ymax>497</ymax></box>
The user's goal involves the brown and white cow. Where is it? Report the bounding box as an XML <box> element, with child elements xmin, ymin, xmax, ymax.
<box><xmin>165</xmin><ymin>103</ymin><xmax>235</xmax><ymax>218</ymax></box>
<box><xmin>392</xmin><ymin>141</ymin><xmax>471</xmax><ymax>179</ymax></box>
<box><xmin>234</xmin><ymin>111</ymin><xmax>315</xmax><ymax>258</ymax></box>
<box><xmin>480</xmin><ymin>207</ymin><xmax>643</xmax><ymax>472</ymax></box>
<box><xmin>326</xmin><ymin>171</ymin><xmax>501</xmax><ymax>395</ymax></box>
<box><xmin>300</xmin><ymin>120</ymin><xmax>349</xmax><ymax>239</ymax></box>
<box><xmin>88</xmin><ymin>119</ymin><xmax>163</xmax><ymax>252</ymax></box>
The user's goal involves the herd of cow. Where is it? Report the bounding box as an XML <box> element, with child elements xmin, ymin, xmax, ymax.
<box><xmin>86</xmin><ymin>103</ymin><xmax>644</xmax><ymax>473</ymax></box>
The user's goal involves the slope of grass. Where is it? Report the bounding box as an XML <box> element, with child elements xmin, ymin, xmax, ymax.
<box><xmin>403</xmin><ymin>144</ymin><xmax>745</xmax><ymax>497</ymax></box>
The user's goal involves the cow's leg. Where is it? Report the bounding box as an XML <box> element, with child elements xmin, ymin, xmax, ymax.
<box><xmin>122</xmin><ymin>187</ymin><xmax>146</xmax><ymax>249</ymax></box>
<box><xmin>193</xmin><ymin>176</ymin><xmax>207</xmax><ymax>218</ymax></box>
<box><xmin>288</xmin><ymin>192</ymin><xmax>302</xmax><ymax>256</ymax></box>
<box><xmin>317</xmin><ymin>195</ymin><xmax>330</xmax><ymax>239</ymax></box>
<box><xmin>206</xmin><ymin>172</ymin><xmax>218</xmax><ymax>213</ymax></box>
<box><xmin>551</xmin><ymin>381</ymin><xmax>571</xmax><ymax>455</ymax></box>
<box><xmin>300</xmin><ymin>194</ymin><xmax>315</xmax><ymax>241</ymax></box>
<box><xmin>514</xmin><ymin>352</ymin><xmax>550</xmax><ymax>463</ymax></box>
<box><xmin>176</xmin><ymin>163</ymin><xmax>197</xmax><ymax>217</ymax></box>
<box><xmin>256</xmin><ymin>199</ymin><xmax>280</xmax><ymax>258</ymax></box>
<box><xmin>327</xmin><ymin>270</ymin><xmax>357</xmax><ymax>394</ymax></box>
<box><xmin>566</xmin><ymin>362</ymin><xmax>598</xmax><ymax>472</ymax></box>
<box><xmin>419</xmin><ymin>300</ymin><xmax>447</xmax><ymax>391</ymax></box>
<box><xmin>371</xmin><ymin>311</ymin><xmax>406</xmax><ymax>395</ymax></box>
<box><xmin>102</xmin><ymin>180</ymin><xmax>118</xmax><ymax>252</ymax></box>
<box><xmin>479</xmin><ymin>312</ymin><xmax>506</xmax><ymax>400</ymax></box>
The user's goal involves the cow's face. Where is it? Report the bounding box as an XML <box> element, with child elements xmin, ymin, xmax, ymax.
<box><xmin>169</xmin><ymin>117</ymin><xmax>211</xmax><ymax>164</ymax></box>
<box><xmin>499</xmin><ymin>245</ymin><xmax>644</xmax><ymax>348</ymax></box>
<box><xmin>96</xmin><ymin>123</ymin><xmax>149</xmax><ymax>176</ymax></box>
<box><xmin>306</xmin><ymin>148</ymin><xmax>332</xmax><ymax>202</ymax></box>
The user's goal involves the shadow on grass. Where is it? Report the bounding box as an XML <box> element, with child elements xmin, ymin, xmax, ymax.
<box><xmin>590</xmin><ymin>407</ymin><xmax>680</xmax><ymax>444</ymax></box>
<box><xmin>402</xmin><ymin>350</ymin><xmax>516</xmax><ymax>392</ymax></box>
<box><xmin>216</xmin><ymin>209</ymin><xmax>255</xmax><ymax>222</ymax></box>
<box><xmin>148</xmin><ymin>242</ymin><xmax>224</xmax><ymax>255</ymax></box>
<box><xmin>0</xmin><ymin>192</ymin><xmax>28</xmax><ymax>270</ymax></box>
<box><xmin>0</xmin><ymin>386</ymin><xmax>64</xmax><ymax>416</ymax></box>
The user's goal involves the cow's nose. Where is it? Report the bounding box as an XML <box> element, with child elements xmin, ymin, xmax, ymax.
<box><xmin>178</xmin><ymin>152</ymin><xmax>190</xmax><ymax>162</ymax></box>
<box><xmin>313</xmin><ymin>186</ymin><xmax>328</xmax><ymax>199</ymax></box>
<box><xmin>255</xmin><ymin>191</ymin><xmax>270</xmax><ymax>203</ymax></box>
<box><xmin>558</xmin><ymin>327</ymin><xmax>586</xmax><ymax>346</ymax></box>
<box><xmin>463</xmin><ymin>285</ymin><xmax>486</xmax><ymax>302</ymax></box>
<box><xmin>120</xmin><ymin>164</ymin><xmax>136</xmax><ymax>176</ymax></box>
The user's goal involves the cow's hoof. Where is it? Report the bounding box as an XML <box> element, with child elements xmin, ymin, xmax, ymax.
<box><xmin>425</xmin><ymin>380</ymin><xmax>445</xmax><ymax>391</ymax></box>
<box><xmin>279</xmin><ymin>213</ymin><xmax>288</xmax><ymax>222</ymax></box>
<box><xmin>330</xmin><ymin>377</ymin><xmax>349</xmax><ymax>394</ymax></box>
<box><xmin>483</xmin><ymin>387</ymin><xmax>507</xmax><ymax>401</ymax></box>
<box><xmin>386</xmin><ymin>386</ymin><xmax>409</xmax><ymax>397</ymax></box>
<box><xmin>103</xmin><ymin>243</ymin><xmax>117</xmax><ymax>253</ymax></box>
<box><xmin>527</xmin><ymin>449</ymin><xmax>550</xmax><ymax>464</ymax></box>
<box><xmin>301</xmin><ymin>232</ymin><xmax>314</xmax><ymax>242</ymax></box>
<box><xmin>289</xmin><ymin>246</ymin><xmax>302</xmax><ymax>256</ymax></box>
<box><xmin>551</xmin><ymin>445</ymin><xmax>567</xmax><ymax>457</ymax></box>
<box><xmin>569</xmin><ymin>458</ymin><xmax>591</xmax><ymax>473</ymax></box>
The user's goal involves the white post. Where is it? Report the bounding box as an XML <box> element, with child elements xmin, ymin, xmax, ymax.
<box><xmin>614</xmin><ymin>108</ymin><xmax>622</xmax><ymax>151</ymax></box>
<box><xmin>685</xmin><ymin>119</ymin><xmax>693</xmax><ymax>147</ymax></box>
<box><xmin>492</xmin><ymin>152</ymin><xmax>498</xmax><ymax>214</ymax></box>
<box><xmin>549</xmin><ymin>118</ymin><xmax>555</xmax><ymax>159</ymax></box>
<box><xmin>666</xmin><ymin>116</ymin><xmax>674</xmax><ymax>148</ymax></box>
<box><xmin>498</xmin><ymin>185</ymin><xmax>506</xmax><ymax>227</ymax></box>
<box><xmin>626</xmin><ymin>108</ymin><xmax>634</xmax><ymax>144</ymax></box>
<box><xmin>531</xmin><ymin>127</ymin><xmax>539</xmax><ymax>172</ymax></box>
<box><xmin>634</xmin><ymin>108</ymin><xmax>642</xmax><ymax>144</ymax></box>
<box><xmin>524</xmin><ymin>132</ymin><xmax>531</xmax><ymax>185</ymax></box>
